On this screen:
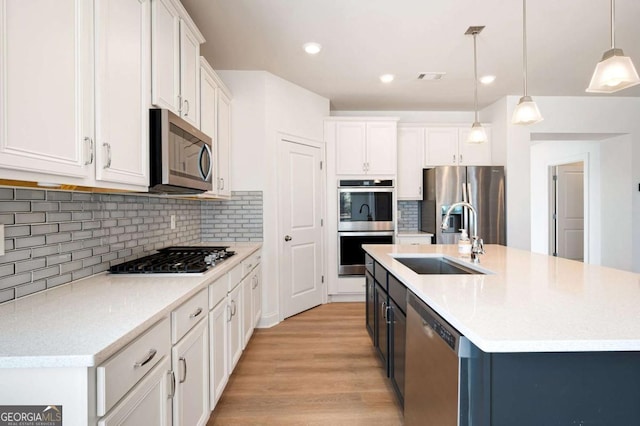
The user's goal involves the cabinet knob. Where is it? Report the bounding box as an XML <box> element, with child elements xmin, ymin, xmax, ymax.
<box><xmin>284</xmin><ymin>235</ymin><xmax>292</xmax><ymax>242</ymax></box>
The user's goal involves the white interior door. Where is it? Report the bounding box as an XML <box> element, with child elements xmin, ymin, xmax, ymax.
<box><xmin>553</xmin><ymin>162</ymin><xmax>584</xmax><ymax>261</ymax></box>
<box><xmin>279</xmin><ymin>138</ymin><xmax>324</xmax><ymax>319</ymax></box>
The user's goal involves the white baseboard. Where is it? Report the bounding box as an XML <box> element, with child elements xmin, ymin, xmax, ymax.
<box><xmin>256</xmin><ymin>311</ymin><xmax>280</xmax><ymax>328</ymax></box>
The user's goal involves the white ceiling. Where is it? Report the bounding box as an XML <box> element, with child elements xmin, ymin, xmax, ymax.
<box><xmin>180</xmin><ymin>0</ymin><xmax>640</xmax><ymax>111</ymax></box>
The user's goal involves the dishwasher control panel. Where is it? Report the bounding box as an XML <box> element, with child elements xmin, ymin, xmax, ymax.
<box><xmin>433</xmin><ymin>321</ymin><xmax>457</xmax><ymax>350</ymax></box>
<box><xmin>409</xmin><ymin>291</ymin><xmax>462</xmax><ymax>353</ymax></box>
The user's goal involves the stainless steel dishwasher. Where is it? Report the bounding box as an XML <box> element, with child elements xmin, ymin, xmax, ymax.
<box><xmin>405</xmin><ymin>291</ymin><xmax>472</xmax><ymax>426</ymax></box>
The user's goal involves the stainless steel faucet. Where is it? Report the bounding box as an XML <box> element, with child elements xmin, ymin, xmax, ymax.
<box><xmin>441</xmin><ymin>201</ymin><xmax>485</xmax><ymax>263</ymax></box>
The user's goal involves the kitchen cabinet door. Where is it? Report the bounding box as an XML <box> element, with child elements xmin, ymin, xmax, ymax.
<box><xmin>365</xmin><ymin>270</ymin><xmax>375</xmax><ymax>343</ymax></box>
<box><xmin>458</xmin><ymin>127</ymin><xmax>492</xmax><ymax>165</ymax></box>
<box><xmin>389</xmin><ymin>299</ymin><xmax>406</xmax><ymax>406</ymax></box>
<box><xmin>216</xmin><ymin>89</ymin><xmax>232</xmax><ymax>197</ymax></box>
<box><xmin>94</xmin><ymin>0</ymin><xmax>149</xmax><ymax>189</ymax></box>
<box><xmin>0</xmin><ymin>0</ymin><xmax>93</xmax><ymax>180</ymax></box>
<box><xmin>424</xmin><ymin>127</ymin><xmax>458</xmax><ymax>166</ymax></box>
<box><xmin>366</xmin><ymin>122</ymin><xmax>397</xmax><ymax>175</ymax></box>
<box><xmin>208</xmin><ymin>299</ymin><xmax>228</xmax><ymax>410</ymax></box>
<box><xmin>98</xmin><ymin>357</ymin><xmax>172</xmax><ymax>426</ymax></box>
<box><xmin>397</xmin><ymin>127</ymin><xmax>425</xmax><ymax>200</ymax></box>
<box><xmin>150</xmin><ymin>0</ymin><xmax>180</xmax><ymax>112</ymax></box>
<box><xmin>227</xmin><ymin>283</ymin><xmax>243</xmax><ymax>372</ymax></box>
<box><xmin>252</xmin><ymin>264</ymin><xmax>262</xmax><ymax>327</ymax></box>
<box><xmin>199</xmin><ymin>59</ymin><xmax>218</xmax><ymax>139</ymax></box>
<box><xmin>179</xmin><ymin>20</ymin><xmax>200</xmax><ymax>127</ymax></box>
<box><xmin>172</xmin><ymin>319</ymin><xmax>209</xmax><ymax>426</ymax></box>
<box><xmin>241</xmin><ymin>275</ymin><xmax>254</xmax><ymax>349</ymax></box>
<box><xmin>374</xmin><ymin>283</ymin><xmax>389</xmax><ymax>376</ymax></box>
<box><xmin>336</xmin><ymin>122</ymin><xmax>367</xmax><ymax>174</ymax></box>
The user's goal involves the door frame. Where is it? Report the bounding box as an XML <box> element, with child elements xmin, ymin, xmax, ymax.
<box><xmin>276</xmin><ymin>133</ymin><xmax>327</xmax><ymax>322</ymax></box>
<box><xmin>547</xmin><ymin>154</ymin><xmax>589</xmax><ymax>263</ymax></box>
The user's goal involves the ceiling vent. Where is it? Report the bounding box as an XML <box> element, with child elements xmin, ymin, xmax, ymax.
<box><xmin>417</xmin><ymin>72</ymin><xmax>446</xmax><ymax>80</ymax></box>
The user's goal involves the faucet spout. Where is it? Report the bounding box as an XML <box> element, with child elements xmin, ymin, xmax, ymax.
<box><xmin>442</xmin><ymin>201</ymin><xmax>484</xmax><ymax>263</ymax></box>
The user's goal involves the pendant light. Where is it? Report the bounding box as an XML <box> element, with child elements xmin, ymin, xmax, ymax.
<box><xmin>466</xmin><ymin>26</ymin><xmax>487</xmax><ymax>144</ymax></box>
<box><xmin>512</xmin><ymin>0</ymin><xmax>543</xmax><ymax>125</ymax></box>
<box><xmin>586</xmin><ymin>0</ymin><xmax>640</xmax><ymax>93</ymax></box>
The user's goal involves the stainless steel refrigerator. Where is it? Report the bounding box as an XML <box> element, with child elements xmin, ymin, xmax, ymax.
<box><xmin>420</xmin><ymin>166</ymin><xmax>506</xmax><ymax>244</ymax></box>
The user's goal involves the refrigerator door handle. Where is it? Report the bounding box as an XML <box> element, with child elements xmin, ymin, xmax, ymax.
<box><xmin>462</xmin><ymin>183</ymin><xmax>467</xmax><ymax>203</ymax></box>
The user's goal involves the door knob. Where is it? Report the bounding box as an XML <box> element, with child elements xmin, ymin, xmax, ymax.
<box><xmin>284</xmin><ymin>235</ymin><xmax>292</xmax><ymax>241</ymax></box>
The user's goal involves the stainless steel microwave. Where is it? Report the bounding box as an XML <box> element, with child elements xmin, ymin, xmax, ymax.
<box><xmin>149</xmin><ymin>109</ymin><xmax>213</xmax><ymax>194</ymax></box>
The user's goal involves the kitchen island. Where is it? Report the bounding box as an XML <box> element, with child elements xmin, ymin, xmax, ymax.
<box><xmin>364</xmin><ymin>244</ymin><xmax>640</xmax><ymax>425</ymax></box>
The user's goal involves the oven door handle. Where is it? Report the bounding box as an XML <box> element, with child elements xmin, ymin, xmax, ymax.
<box><xmin>337</xmin><ymin>231</ymin><xmax>395</xmax><ymax>237</ymax></box>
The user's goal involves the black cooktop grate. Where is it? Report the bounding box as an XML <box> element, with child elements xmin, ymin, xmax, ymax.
<box><xmin>109</xmin><ymin>246</ymin><xmax>235</xmax><ymax>274</ymax></box>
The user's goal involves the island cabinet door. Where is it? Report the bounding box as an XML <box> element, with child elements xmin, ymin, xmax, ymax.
<box><xmin>389</xmin><ymin>299</ymin><xmax>406</xmax><ymax>406</ymax></box>
<box><xmin>374</xmin><ymin>282</ymin><xmax>389</xmax><ymax>376</ymax></box>
<box><xmin>365</xmin><ymin>270</ymin><xmax>375</xmax><ymax>343</ymax></box>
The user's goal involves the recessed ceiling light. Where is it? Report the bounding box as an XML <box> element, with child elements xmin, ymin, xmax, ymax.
<box><xmin>303</xmin><ymin>42</ymin><xmax>322</xmax><ymax>55</ymax></box>
<box><xmin>480</xmin><ymin>75</ymin><xmax>496</xmax><ymax>84</ymax></box>
<box><xmin>380</xmin><ymin>74</ymin><xmax>395</xmax><ymax>83</ymax></box>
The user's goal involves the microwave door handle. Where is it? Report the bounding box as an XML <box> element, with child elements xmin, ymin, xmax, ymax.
<box><xmin>198</xmin><ymin>144</ymin><xmax>213</xmax><ymax>182</ymax></box>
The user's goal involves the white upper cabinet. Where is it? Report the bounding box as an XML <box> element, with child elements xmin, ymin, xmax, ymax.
<box><xmin>199</xmin><ymin>57</ymin><xmax>232</xmax><ymax>199</ymax></box>
<box><xmin>0</xmin><ymin>0</ymin><xmax>149</xmax><ymax>191</ymax></box>
<box><xmin>94</xmin><ymin>0</ymin><xmax>150</xmax><ymax>187</ymax></box>
<box><xmin>0</xmin><ymin>0</ymin><xmax>93</xmax><ymax>180</ymax></box>
<box><xmin>425</xmin><ymin>126</ymin><xmax>491</xmax><ymax>166</ymax></box>
<box><xmin>151</xmin><ymin>0</ymin><xmax>204</xmax><ymax>128</ymax></box>
<box><xmin>150</xmin><ymin>0</ymin><xmax>180</xmax><ymax>112</ymax></box>
<box><xmin>335</xmin><ymin>120</ymin><xmax>397</xmax><ymax>176</ymax></box>
<box><xmin>397</xmin><ymin>127</ymin><xmax>425</xmax><ymax>200</ymax></box>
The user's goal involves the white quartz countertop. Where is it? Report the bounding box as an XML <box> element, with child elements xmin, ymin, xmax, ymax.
<box><xmin>0</xmin><ymin>243</ymin><xmax>261</xmax><ymax>368</ymax></box>
<box><xmin>363</xmin><ymin>244</ymin><xmax>640</xmax><ymax>353</ymax></box>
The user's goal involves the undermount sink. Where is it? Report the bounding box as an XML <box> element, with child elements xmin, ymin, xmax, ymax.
<box><xmin>391</xmin><ymin>255</ymin><xmax>487</xmax><ymax>275</ymax></box>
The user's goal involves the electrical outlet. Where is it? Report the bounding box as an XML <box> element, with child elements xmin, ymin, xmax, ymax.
<box><xmin>170</xmin><ymin>215</ymin><xmax>176</xmax><ymax>230</ymax></box>
<box><xmin>0</xmin><ymin>224</ymin><xmax>4</xmax><ymax>256</ymax></box>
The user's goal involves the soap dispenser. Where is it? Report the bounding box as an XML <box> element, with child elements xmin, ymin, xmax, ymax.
<box><xmin>458</xmin><ymin>229</ymin><xmax>471</xmax><ymax>257</ymax></box>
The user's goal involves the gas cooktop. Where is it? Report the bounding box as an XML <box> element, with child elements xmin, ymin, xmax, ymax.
<box><xmin>109</xmin><ymin>246</ymin><xmax>236</xmax><ymax>274</ymax></box>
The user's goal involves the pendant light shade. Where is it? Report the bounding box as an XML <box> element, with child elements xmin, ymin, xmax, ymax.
<box><xmin>512</xmin><ymin>0</ymin><xmax>543</xmax><ymax>125</ymax></box>
<box><xmin>586</xmin><ymin>0</ymin><xmax>640</xmax><ymax>93</ymax></box>
<box><xmin>466</xmin><ymin>26</ymin><xmax>487</xmax><ymax>144</ymax></box>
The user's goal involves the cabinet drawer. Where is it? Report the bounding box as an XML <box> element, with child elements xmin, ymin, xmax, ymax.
<box><xmin>396</xmin><ymin>235</ymin><xmax>433</xmax><ymax>245</ymax></box>
<box><xmin>388</xmin><ymin>274</ymin><xmax>407</xmax><ymax>314</ymax></box>
<box><xmin>242</xmin><ymin>250</ymin><xmax>261</xmax><ymax>277</ymax></box>
<box><xmin>172</xmin><ymin>289</ymin><xmax>207</xmax><ymax>344</ymax></box>
<box><xmin>97</xmin><ymin>317</ymin><xmax>170</xmax><ymax>417</ymax></box>
<box><xmin>374</xmin><ymin>261</ymin><xmax>388</xmax><ymax>289</ymax></box>
<box><xmin>209</xmin><ymin>274</ymin><xmax>228</xmax><ymax>310</ymax></box>
<box><xmin>365</xmin><ymin>254</ymin><xmax>374</xmax><ymax>275</ymax></box>
<box><xmin>228</xmin><ymin>264</ymin><xmax>242</xmax><ymax>292</ymax></box>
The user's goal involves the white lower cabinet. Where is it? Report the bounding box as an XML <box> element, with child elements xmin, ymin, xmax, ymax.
<box><xmin>172</xmin><ymin>319</ymin><xmax>209</xmax><ymax>426</ymax></box>
<box><xmin>98</xmin><ymin>357</ymin><xmax>172</xmax><ymax>426</ymax></box>
<box><xmin>208</xmin><ymin>274</ymin><xmax>229</xmax><ymax>410</ymax></box>
<box><xmin>242</xmin><ymin>275</ymin><xmax>254</xmax><ymax>348</ymax></box>
<box><xmin>227</xmin><ymin>282</ymin><xmax>243</xmax><ymax>372</ymax></box>
<box><xmin>252</xmin><ymin>264</ymin><xmax>262</xmax><ymax>328</ymax></box>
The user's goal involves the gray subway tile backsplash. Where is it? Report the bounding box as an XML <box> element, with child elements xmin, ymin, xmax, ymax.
<box><xmin>398</xmin><ymin>201</ymin><xmax>420</xmax><ymax>232</ymax></box>
<box><xmin>0</xmin><ymin>188</ymin><xmax>263</xmax><ymax>303</ymax></box>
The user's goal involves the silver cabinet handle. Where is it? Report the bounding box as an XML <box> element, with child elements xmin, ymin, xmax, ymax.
<box><xmin>418</xmin><ymin>186</ymin><xmax>422</xmax><ymax>196</ymax></box>
<box><xmin>227</xmin><ymin>305</ymin><xmax>232</xmax><ymax>322</ymax></box>
<box><xmin>284</xmin><ymin>235</ymin><xmax>292</xmax><ymax>242</ymax></box>
<box><xmin>385</xmin><ymin>305</ymin><xmax>392</xmax><ymax>325</ymax></box>
<box><xmin>231</xmin><ymin>300</ymin><xmax>237</xmax><ymax>316</ymax></box>
<box><xmin>133</xmin><ymin>348</ymin><xmax>157</xmax><ymax>368</ymax></box>
<box><xmin>220</xmin><ymin>177</ymin><xmax>225</xmax><ymax>190</ymax></box>
<box><xmin>84</xmin><ymin>137</ymin><xmax>94</xmax><ymax>165</ymax></box>
<box><xmin>453</xmin><ymin>154</ymin><xmax>456</xmax><ymax>163</ymax></box>
<box><xmin>381</xmin><ymin>301</ymin><xmax>387</xmax><ymax>319</ymax></box>
<box><xmin>103</xmin><ymin>143</ymin><xmax>112</xmax><ymax>169</ymax></box>
<box><xmin>460</xmin><ymin>154</ymin><xmax>463</xmax><ymax>163</ymax></box>
<box><xmin>168</xmin><ymin>370</ymin><xmax>176</xmax><ymax>399</ymax></box>
<box><xmin>246</xmin><ymin>263</ymin><xmax>253</xmax><ymax>270</ymax></box>
<box><xmin>179</xmin><ymin>357</ymin><xmax>187</xmax><ymax>383</ymax></box>
<box><xmin>189</xmin><ymin>307</ymin><xmax>203</xmax><ymax>319</ymax></box>
<box><xmin>183</xmin><ymin>99</ymin><xmax>190</xmax><ymax>116</ymax></box>
<box><xmin>177</xmin><ymin>95</ymin><xmax>182</xmax><ymax>113</ymax></box>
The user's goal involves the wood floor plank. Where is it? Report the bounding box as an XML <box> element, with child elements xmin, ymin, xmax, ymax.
<box><xmin>207</xmin><ymin>302</ymin><xmax>403</xmax><ymax>425</ymax></box>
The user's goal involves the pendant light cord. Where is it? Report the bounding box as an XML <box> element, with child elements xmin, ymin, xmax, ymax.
<box><xmin>522</xmin><ymin>0</ymin><xmax>528</xmax><ymax>97</ymax></box>
<box><xmin>473</xmin><ymin>32</ymin><xmax>479</xmax><ymax>122</ymax></box>
<box><xmin>610</xmin><ymin>0</ymin><xmax>615</xmax><ymax>49</ymax></box>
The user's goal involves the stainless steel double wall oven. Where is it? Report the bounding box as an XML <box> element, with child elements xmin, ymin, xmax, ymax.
<box><xmin>338</xmin><ymin>180</ymin><xmax>394</xmax><ymax>275</ymax></box>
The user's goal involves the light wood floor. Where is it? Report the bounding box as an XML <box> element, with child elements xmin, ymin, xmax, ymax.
<box><xmin>207</xmin><ymin>302</ymin><xmax>404</xmax><ymax>425</ymax></box>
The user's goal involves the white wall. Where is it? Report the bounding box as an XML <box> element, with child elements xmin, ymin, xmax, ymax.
<box><xmin>216</xmin><ymin>70</ymin><xmax>330</xmax><ymax>326</ymax></box>
<box><xmin>483</xmin><ymin>95</ymin><xmax>640</xmax><ymax>272</ymax></box>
